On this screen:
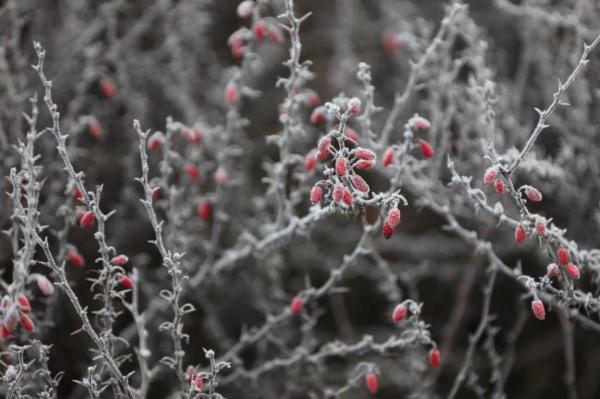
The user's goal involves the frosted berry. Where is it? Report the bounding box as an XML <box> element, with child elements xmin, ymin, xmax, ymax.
<box><xmin>342</xmin><ymin>189</ymin><xmax>353</xmax><ymax>206</ymax></box>
<box><xmin>351</xmin><ymin>175</ymin><xmax>370</xmax><ymax>193</ymax></box>
<box><xmin>74</xmin><ymin>187</ymin><xmax>83</xmax><ymax>203</ymax></box>
<box><xmin>355</xmin><ymin>160</ymin><xmax>376</xmax><ymax>170</ymax></box>
<box><xmin>305</xmin><ymin>91</ymin><xmax>320</xmax><ymax>107</ymax></box>
<box><xmin>119</xmin><ymin>275</ymin><xmax>134</xmax><ymax>289</ymax></box>
<box><xmin>89</xmin><ymin>120</ymin><xmax>102</xmax><ymax>139</ymax></box>
<box><xmin>566</xmin><ymin>263</ymin><xmax>580</xmax><ymax>279</ymax></box>
<box><xmin>305</xmin><ymin>152</ymin><xmax>317</xmax><ymax>172</ymax></box>
<box><xmin>225</xmin><ymin>82</ymin><xmax>239</xmax><ymax>105</ymax></box>
<box><xmin>343</xmin><ymin>127</ymin><xmax>360</xmax><ymax>143</ymax></box>
<box><xmin>409</xmin><ymin>115</ymin><xmax>431</xmax><ymax>130</ymax></box>
<box><xmin>193</xmin><ymin>375</ymin><xmax>204</xmax><ymax>391</ymax></box>
<box><xmin>290</xmin><ymin>296</ymin><xmax>303</xmax><ymax>316</ymax></box>
<box><xmin>495</xmin><ymin>179</ymin><xmax>505</xmax><ymax>194</ymax></box>
<box><xmin>335</xmin><ymin>157</ymin><xmax>348</xmax><ymax>176</ymax></box>
<box><xmin>68</xmin><ymin>247</ymin><xmax>85</xmax><ymax>267</ymax></box>
<box><xmin>316</xmin><ymin>150</ymin><xmax>329</xmax><ymax>161</ymax></box>
<box><xmin>347</xmin><ymin>97</ymin><xmax>361</xmax><ymax>115</ymax></box>
<box><xmin>310</xmin><ymin>107</ymin><xmax>326</xmax><ymax>125</ymax></box>
<box><xmin>392</xmin><ymin>303</ymin><xmax>407</xmax><ymax>322</ymax></box>
<box><xmin>215</xmin><ymin>168</ymin><xmax>229</xmax><ymax>184</ymax></box>
<box><xmin>310</xmin><ymin>185</ymin><xmax>323</xmax><ymax>204</ymax></box>
<box><xmin>365</xmin><ymin>373</ymin><xmax>378</xmax><ymax>394</ymax></box>
<box><xmin>147</xmin><ymin>132</ymin><xmax>164</xmax><ymax>151</ymax></box>
<box><xmin>20</xmin><ymin>315</ymin><xmax>34</xmax><ymax>332</ymax></box>
<box><xmin>547</xmin><ymin>263</ymin><xmax>560</xmax><ymax>278</ymax></box>
<box><xmin>183</xmin><ymin>128</ymin><xmax>202</xmax><ymax>145</ymax></box>
<box><xmin>382</xmin><ymin>222</ymin><xmax>394</xmax><ymax>239</ymax></box>
<box><xmin>253</xmin><ymin>20</ymin><xmax>266</xmax><ymax>39</ymax></box>
<box><xmin>318</xmin><ymin>136</ymin><xmax>331</xmax><ymax>152</ymax></box>
<box><xmin>236</xmin><ymin>0</ymin><xmax>254</xmax><ymax>18</ymax></box>
<box><xmin>16</xmin><ymin>294</ymin><xmax>31</xmax><ymax>314</ymax></box>
<box><xmin>483</xmin><ymin>167</ymin><xmax>497</xmax><ymax>186</ymax></box>
<box><xmin>557</xmin><ymin>247</ymin><xmax>569</xmax><ymax>266</ymax></box>
<box><xmin>197</xmin><ymin>201</ymin><xmax>211</xmax><ymax>221</ymax></box>
<box><xmin>535</xmin><ymin>219</ymin><xmax>546</xmax><ymax>236</ymax></box>
<box><xmin>355</xmin><ymin>147</ymin><xmax>376</xmax><ymax>160</ymax></box>
<box><xmin>525</xmin><ymin>186</ymin><xmax>543</xmax><ymax>202</ymax></box>
<box><xmin>386</xmin><ymin>208</ymin><xmax>401</xmax><ymax>227</ymax></box>
<box><xmin>429</xmin><ymin>348</ymin><xmax>440</xmax><ymax>368</ymax></box>
<box><xmin>185</xmin><ymin>163</ymin><xmax>200</xmax><ymax>181</ymax></box>
<box><xmin>36</xmin><ymin>275</ymin><xmax>55</xmax><ymax>296</ymax></box>
<box><xmin>100</xmin><ymin>79</ymin><xmax>117</xmax><ymax>98</ymax></box>
<box><xmin>420</xmin><ymin>139</ymin><xmax>434</xmax><ymax>158</ymax></box>
<box><xmin>515</xmin><ymin>225</ymin><xmax>526</xmax><ymax>244</ymax></box>
<box><xmin>531</xmin><ymin>299</ymin><xmax>545</xmax><ymax>320</ymax></box>
<box><xmin>333</xmin><ymin>184</ymin><xmax>344</xmax><ymax>202</ymax></box>
<box><xmin>268</xmin><ymin>26</ymin><xmax>283</xmax><ymax>43</ymax></box>
<box><xmin>111</xmin><ymin>255</ymin><xmax>129</xmax><ymax>266</ymax></box>
<box><xmin>0</xmin><ymin>324</ymin><xmax>9</xmax><ymax>339</ymax></box>
<box><xmin>382</xmin><ymin>148</ymin><xmax>394</xmax><ymax>167</ymax></box>
<box><xmin>80</xmin><ymin>211</ymin><xmax>95</xmax><ymax>228</ymax></box>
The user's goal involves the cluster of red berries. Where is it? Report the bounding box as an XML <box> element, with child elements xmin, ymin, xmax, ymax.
<box><xmin>185</xmin><ymin>366</ymin><xmax>204</xmax><ymax>392</ymax></box>
<box><xmin>381</xmin><ymin>114</ymin><xmax>434</xmax><ymax>168</ymax></box>
<box><xmin>1</xmin><ymin>294</ymin><xmax>35</xmax><ymax>339</ymax></box>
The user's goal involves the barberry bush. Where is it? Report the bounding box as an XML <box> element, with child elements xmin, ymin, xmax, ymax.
<box><xmin>1</xmin><ymin>0</ymin><xmax>600</xmax><ymax>398</ymax></box>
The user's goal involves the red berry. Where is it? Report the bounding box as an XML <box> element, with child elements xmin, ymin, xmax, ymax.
<box><xmin>343</xmin><ymin>127</ymin><xmax>360</xmax><ymax>143</ymax></box>
<box><xmin>318</xmin><ymin>136</ymin><xmax>331</xmax><ymax>152</ymax></box>
<box><xmin>347</xmin><ymin>97</ymin><xmax>361</xmax><ymax>115</ymax></box>
<box><xmin>365</xmin><ymin>373</ymin><xmax>378</xmax><ymax>394</ymax></box>
<box><xmin>382</xmin><ymin>32</ymin><xmax>402</xmax><ymax>56</ymax></box>
<box><xmin>0</xmin><ymin>324</ymin><xmax>9</xmax><ymax>339</ymax></box>
<box><xmin>118</xmin><ymin>275</ymin><xmax>133</xmax><ymax>289</ymax></box>
<box><xmin>483</xmin><ymin>167</ymin><xmax>497</xmax><ymax>186</ymax></box>
<box><xmin>236</xmin><ymin>0</ymin><xmax>254</xmax><ymax>18</ymax></box>
<box><xmin>409</xmin><ymin>115</ymin><xmax>431</xmax><ymax>130</ymax></box>
<box><xmin>290</xmin><ymin>296</ymin><xmax>303</xmax><ymax>316</ymax></box>
<box><xmin>547</xmin><ymin>263</ymin><xmax>560</xmax><ymax>278</ymax></box>
<box><xmin>351</xmin><ymin>175</ymin><xmax>370</xmax><ymax>193</ymax></box>
<box><xmin>535</xmin><ymin>219</ymin><xmax>546</xmax><ymax>236</ymax></box>
<box><xmin>305</xmin><ymin>91</ymin><xmax>320</xmax><ymax>107</ymax></box>
<box><xmin>355</xmin><ymin>160</ymin><xmax>375</xmax><ymax>170</ymax></box>
<box><xmin>392</xmin><ymin>304</ymin><xmax>407</xmax><ymax>322</ymax></box>
<box><xmin>305</xmin><ymin>152</ymin><xmax>317</xmax><ymax>172</ymax></box>
<box><xmin>193</xmin><ymin>375</ymin><xmax>204</xmax><ymax>391</ymax></box>
<box><xmin>335</xmin><ymin>157</ymin><xmax>348</xmax><ymax>176</ymax></box>
<box><xmin>310</xmin><ymin>107</ymin><xmax>326</xmax><ymax>125</ymax></box>
<box><xmin>342</xmin><ymin>189</ymin><xmax>353</xmax><ymax>206</ymax></box>
<box><xmin>19</xmin><ymin>315</ymin><xmax>34</xmax><ymax>332</ymax></box>
<box><xmin>333</xmin><ymin>184</ymin><xmax>344</xmax><ymax>202</ymax></box>
<box><xmin>531</xmin><ymin>299</ymin><xmax>545</xmax><ymax>320</ymax></box>
<box><xmin>16</xmin><ymin>294</ymin><xmax>30</xmax><ymax>314</ymax></box>
<box><xmin>183</xmin><ymin>128</ymin><xmax>202</xmax><ymax>145</ymax></box>
<box><xmin>310</xmin><ymin>185</ymin><xmax>323</xmax><ymax>204</ymax></box>
<box><xmin>268</xmin><ymin>26</ymin><xmax>283</xmax><ymax>43</ymax></box>
<box><xmin>215</xmin><ymin>168</ymin><xmax>229</xmax><ymax>184</ymax></box>
<box><xmin>382</xmin><ymin>148</ymin><xmax>394</xmax><ymax>167</ymax></box>
<box><xmin>495</xmin><ymin>179</ymin><xmax>505</xmax><ymax>194</ymax></box>
<box><xmin>225</xmin><ymin>82</ymin><xmax>239</xmax><ymax>105</ymax></box>
<box><xmin>525</xmin><ymin>186</ymin><xmax>543</xmax><ymax>202</ymax></box>
<box><xmin>80</xmin><ymin>211</ymin><xmax>95</xmax><ymax>228</ymax></box>
<box><xmin>515</xmin><ymin>225</ymin><xmax>526</xmax><ymax>244</ymax></box>
<box><xmin>355</xmin><ymin>147</ymin><xmax>376</xmax><ymax>160</ymax></box>
<box><xmin>197</xmin><ymin>201</ymin><xmax>211</xmax><ymax>221</ymax></box>
<box><xmin>429</xmin><ymin>348</ymin><xmax>440</xmax><ymax>368</ymax></box>
<box><xmin>386</xmin><ymin>208</ymin><xmax>401</xmax><ymax>227</ymax></box>
<box><xmin>228</xmin><ymin>32</ymin><xmax>245</xmax><ymax>59</ymax></box>
<box><xmin>253</xmin><ymin>20</ymin><xmax>266</xmax><ymax>39</ymax></box>
<box><xmin>382</xmin><ymin>222</ymin><xmax>394</xmax><ymax>239</ymax></box>
<box><xmin>111</xmin><ymin>255</ymin><xmax>129</xmax><ymax>266</ymax></box>
<box><xmin>68</xmin><ymin>248</ymin><xmax>85</xmax><ymax>267</ymax></box>
<box><xmin>147</xmin><ymin>132</ymin><xmax>164</xmax><ymax>151</ymax></box>
<box><xmin>316</xmin><ymin>150</ymin><xmax>330</xmax><ymax>161</ymax></box>
<box><xmin>100</xmin><ymin>79</ymin><xmax>117</xmax><ymax>98</ymax></box>
<box><xmin>419</xmin><ymin>139</ymin><xmax>434</xmax><ymax>158</ymax></box>
<box><xmin>74</xmin><ymin>187</ymin><xmax>83</xmax><ymax>203</ymax></box>
<box><xmin>185</xmin><ymin>163</ymin><xmax>200</xmax><ymax>181</ymax></box>
<box><xmin>566</xmin><ymin>263</ymin><xmax>580</xmax><ymax>279</ymax></box>
<box><xmin>36</xmin><ymin>275</ymin><xmax>55</xmax><ymax>296</ymax></box>
<box><xmin>89</xmin><ymin>120</ymin><xmax>102</xmax><ymax>139</ymax></box>
<box><xmin>557</xmin><ymin>247</ymin><xmax>570</xmax><ymax>266</ymax></box>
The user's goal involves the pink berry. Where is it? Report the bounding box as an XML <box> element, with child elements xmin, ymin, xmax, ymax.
<box><xmin>197</xmin><ymin>201</ymin><xmax>211</xmax><ymax>221</ymax></box>
<box><xmin>335</xmin><ymin>157</ymin><xmax>347</xmax><ymax>176</ymax></box>
<box><xmin>347</xmin><ymin>97</ymin><xmax>361</xmax><ymax>115</ymax></box>
<box><xmin>68</xmin><ymin>247</ymin><xmax>85</xmax><ymax>267</ymax></box>
<box><xmin>483</xmin><ymin>167</ymin><xmax>497</xmax><ymax>186</ymax></box>
<box><xmin>310</xmin><ymin>107</ymin><xmax>326</xmax><ymax>125</ymax></box>
<box><xmin>185</xmin><ymin>163</ymin><xmax>200</xmax><ymax>181</ymax></box>
<box><xmin>547</xmin><ymin>263</ymin><xmax>560</xmax><ymax>278</ymax></box>
<box><xmin>310</xmin><ymin>185</ymin><xmax>323</xmax><ymax>204</ymax></box>
<box><xmin>36</xmin><ymin>275</ymin><xmax>55</xmax><ymax>296</ymax></box>
<box><xmin>420</xmin><ymin>139</ymin><xmax>434</xmax><ymax>158</ymax></box>
<box><xmin>225</xmin><ymin>82</ymin><xmax>239</xmax><ymax>105</ymax></box>
<box><xmin>268</xmin><ymin>26</ymin><xmax>283</xmax><ymax>43</ymax></box>
<box><xmin>343</xmin><ymin>127</ymin><xmax>360</xmax><ymax>143</ymax></box>
<box><xmin>566</xmin><ymin>263</ymin><xmax>580</xmax><ymax>279</ymax></box>
<box><xmin>80</xmin><ymin>211</ymin><xmax>95</xmax><ymax>228</ymax></box>
<box><xmin>253</xmin><ymin>20</ymin><xmax>266</xmax><ymax>39</ymax></box>
<box><xmin>111</xmin><ymin>255</ymin><xmax>129</xmax><ymax>266</ymax></box>
<box><xmin>305</xmin><ymin>152</ymin><xmax>317</xmax><ymax>172</ymax></box>
<box><xmin>535</xmin><ymin>219</ymin><xmax>545</xmax><ymax>236</ymax></box>
<box><xmin>386</xmin><ymin>208</ymin><xmax>401</xmax><ymax>227</ymax></box>
<box><xmin>515</xmin><ymin>225</ymin><xmax>526</xmax><ymax>244</ymax></box>
<box><xmin>526</xmin><ymin>186</ymin><xmax>543</xmax><ymax>202</ymax></box>
<box><xmin>429</xmin><ymin>348</ymin><xmax>440</xmax><ymax>368</ymax></box>
<box><xmin>495</xmin><ymin>179</ymin><xmax>505</xmax><ymax>194</ymax></box>
<box><xmin>183</xmin><ymin>128</ymin><xmax>202</xmax><ymax>145</ymax></box>
<box><xmin>351</xmin><ymin>175</ymin><xmax>370</xmax><ymax>193</ymax></box>
<box><xmin>382</xmin><ymin>32</ymin><xmax>402</xmax><ymax>56</ymax></box>
<box><xmin>100</xmin><ymin>79</ymin><xmax>117</xmax><ymax>99</ymax></box>
<box><xmin>355</xmin><ymin>147</ymin><xmax>376</xmax><ymax>160</ymax></box>
<box><xmin>16</xmin><ymin>294</ymin><xmax>30</xmax><ymax>314</ymax></box>
<box><xmin>382</xmin><ymin>148</ymin><xmax>394</xmax><ymax>167</ymax></box>
<box><xmin>147</xmin><ymin>132</ymin><xmax>164</xmax><ymax>151</ymax></box>
<box><xmin>333</xmin><ymin>184</ymin><xmax>344</xmax><ymax>202</ymax></box>
<box><xmin>382</xmin><ymin>222</ymin><xmax>394</xmax><ymax>239</ymax></box>
<box><xmin>236</xmin><ymin>0</ymin><xmax>254</xmax><ymax>18</ymax></box>
<box><xmin>19</xmin><ymin>315</ymin><xmax>34</xmax><ymax>332</ymax></box>
<box><xmin>193</xmin><ymin>375</ymin><xmax>204</xmax><ymax>391</ymax></box>
<box><xmin>318</xmin><ymin>136</ymin><xmax>331</xmax><ymax>152</ymax></box>
<box><xmin>531</xmin><ymin>299</ymin><xmax>545</xmax><ymax>320</ymax></box>
<box><xmin>290</xmin><ymin>296</ymin><xmax>303</xmax><ymax>316</ymax></box>
<box><xmin>342</xmin><ymin>189</ymin><xmax>353</xmax><ymax>206</ymax></box>
<box><xmin>392</xmin><ymin>304</ymin><xmax>407</xmax><ymax>322</ymax></box>
<box><xmin>557</xmin><ymin>247</ymin><xmax>570</xmax><ymax>266</ymax></box>
<box><xmin>89</xmin><ymin>120</ymin><xmax>102</xmax><ymax>139</ymax></box>
<box><xmin>119</xmin><ymin>275</ymin><xmax>133</xmax><ymax>289</ymax></box>
<box><xmin>316</xmin><ymin>150</ymin><xmax>329</xmax><ymax>161</ymax></box>
<box><xmin>409</xmin><ymin>115</ymin><xmax>431</xmax><ymax>130</ymax></box>
<box><xmin>355</xmin><ymin>160</ymin><xmax>376</xmax><ymax>170</ymax></box>
<box><xmin>215</xmin><ymin>168</ymin><xmax>229</xmax><ymax>184</ymax></box>
<box><xmin>365</xmin><ymin>373</ymin><xmax>378</xmax><ymax>394</ymax></box>
<box><xmin>305</xmin><ymin>91</ymin><xmax>320</xmax><ymax>107</ymax></box>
